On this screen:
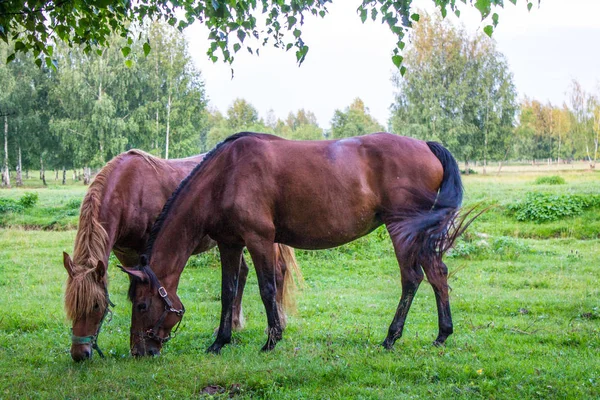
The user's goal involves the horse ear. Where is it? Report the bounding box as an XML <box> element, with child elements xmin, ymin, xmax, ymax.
<box><xmin>140</xmin><ymin>254</ymin><xmax>148</xmax><ymax>266</ymax></box>
<box><xmin>63</xmin><ymin>252</ymin><xmax>75</xmax><ymax>278</ymax></box>
<box><xmin>118</xmin><ymin>265</ymin><xmax>149</xmax><ymax>282</ymax></box>
<box><xmin>95</xmin><ymin>260</ymin><xmax>107</xmax><ymax>282</ymax></box>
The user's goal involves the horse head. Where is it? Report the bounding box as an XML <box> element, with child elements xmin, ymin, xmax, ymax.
<box><xmin>63</xmin><ymin>252</ymin><xmax>112</xmax><ymax>362</ymax></box>
<box><xmin>120</xmin><ymin>255</ymin><xmax>185</xmax><ymax>357</ymax></box>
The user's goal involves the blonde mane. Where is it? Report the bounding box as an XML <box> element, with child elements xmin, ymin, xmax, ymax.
<box><xmin>65</xmin><ymin>149</ymin><xmax>162</xmax><ymax>321</ymax></box>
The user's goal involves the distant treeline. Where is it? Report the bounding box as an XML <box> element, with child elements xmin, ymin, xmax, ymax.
<box><xmin>1</xmin><ymin>13</ymin><xmax>598</xmax><ymax>187</ymax></box>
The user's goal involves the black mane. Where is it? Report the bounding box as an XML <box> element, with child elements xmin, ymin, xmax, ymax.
<box><xmin>144</xmin><ymin>131</ymin><xmax>263</xmax><ymax>258</ymax></box>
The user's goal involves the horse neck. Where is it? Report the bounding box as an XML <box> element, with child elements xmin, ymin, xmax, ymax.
<box><xmin>148</xmin><ymin>197</ymin><xmax>208</xmax><ymax>289</ymax></box>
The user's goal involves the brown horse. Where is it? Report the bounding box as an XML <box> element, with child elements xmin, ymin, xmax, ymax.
<box><xmin>123</xmin><ymin>132</ymin><xmax>472</xmax><ymax>355</ymax></box>
<box><xmin>63</xmin><ymin>149</ymin><xmax>299</xmax><ymax>361</ymax></box>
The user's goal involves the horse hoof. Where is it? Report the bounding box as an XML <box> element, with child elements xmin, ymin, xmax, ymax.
<box><xmin>433</xmin><ymin>340</ymin><xmax>446</xmax><ymax>347</ymax></box>
<box><xmin>206</xmin><ymin>343</ymin><xmax>222</xmax><ymax>354</ymax></box>
<box><xmin>260</xmin><ymin>342</ymin><xmax>277</xmax><ymax>352</ymax></box>
<box><xmin>381</xmin><ymin>337</ymin><xmax>396</xmax><ymax>350</ymax></box>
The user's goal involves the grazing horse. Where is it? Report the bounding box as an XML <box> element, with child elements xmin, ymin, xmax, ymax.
<box><xmin>123</xmin><ymin>132</ymin><xmax>472</xmax><ymax>355</ymax></box>
<box><xmin>63</xmin><ymin>150</ymin><xmax>299</xmax><ymax>361</ymax></box>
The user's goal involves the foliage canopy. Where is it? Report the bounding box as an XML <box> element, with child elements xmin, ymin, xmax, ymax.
<box><xmin>0</xmin><ymin>0</ymin><xmax>539</xmax><ymax>69</ymax></box>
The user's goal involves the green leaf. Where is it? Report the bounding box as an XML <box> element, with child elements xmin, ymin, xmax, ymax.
<box><xmin>233</xmin><ymin>43</ymin><xmax>241</xmax><ymax>53</ymax></box>
<box><xmin>35</xmin><ymin>58</ymin><xmax>42</xmax><ymax>68</ymax></box>
<box><xmin>6</xmin><ymin>53</ymin><xmax>15</xmax><ymax>63</ymax></box>
<box><xmin>293</xmin><ymin>28</ymin><xmax>301</xmax><ymax>38</ymax></box>
<box><xmin>483</xmin><ymin>25</ymin><xmax>493</xmax><ymax>37</ymax></box>
<box><xmin>360</xmin><ymin>9</ymin><xmax>367</xmax><ymax>23</ymax></box>
<box><xmin>410</xmin><ymin>13</ymin><xmax>420</xmax><ymax>22</ymax></box>
<box><xmin>14</xmin><ymin>41</ymin><xmax>26</xmax><ymax>52</ymax></box>
<box><xmin>492</xmin><ymin>13</ymin><xmax>499</xmax><ymax>27</ymax></box>
<box><xmin>143</xmin><ymin>42</ymin><xmax>151</xmax><ymax>57</ymax></box>
<box><xmin>237</xmin><ymin>29</ymin><xmax>246</xmax><ymax>43</ymax></box>
<box><xmin>392</xmin><ymin>55</ymin><xmax>403</xmax><ymax>68</ymax></box>
<box><xmin>287</xmin><ymin>16</ymin><xmax>297</xmax><ymax>28</ymax></box>
<box><xmin>474</xmin><ymin>0</ymin><xmax>491</xmax><ymax>18</ymax></box>
<box><xmin>121</xmin><ymin>46</ymin><xmax>131</xmax><ymax>57</ymax></box>
<box><xmin>125</xmin><ymin>59</ymin><xmax>133</xmax><ymax>68</ymax></box>
<box><xmin>527</xmin><ymin>2</ymin><xmax>533</xmax><ymax>11</ymax></box>
<box><xmin>400</xmin><ymin>66</ymin><xmax>407</xmax><ymax>76</ymax></box>
<box><xmin>46</xmin><ymin>45</ymin><xmax>53</xmax><ymax>57</ymax></box>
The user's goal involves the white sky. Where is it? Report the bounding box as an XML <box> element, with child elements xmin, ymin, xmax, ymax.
<box><xmin>185</xmin><ymin>0</ymin><xmax>600</xmax><ymax>129</ymax></box>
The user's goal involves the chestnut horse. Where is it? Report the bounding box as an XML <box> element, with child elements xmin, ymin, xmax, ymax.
<box><xmin>123</xmin><ymin>132</ymin><xmax>471</xmax><ymax>355</ymax></box>
<box><xmin>63</xmin><ymin>150</ymin><xmax>300</xmax><ymax>361</ymax></box>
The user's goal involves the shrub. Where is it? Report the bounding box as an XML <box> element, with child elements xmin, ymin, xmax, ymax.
<box><xmin>508</xmin><ymin>192</ymin><xmax>600</xmax><ymax>223</ymax></box>
<box><xmin>534</xmin><ymin>176</ymin><xmax>565</xmax><ymax>185</ymax></box>
<box><xmin>18</xmin><ymin>192</ymin><xmax>39</xmax><ymax>208</ymax></box>
<box><xmin>66</xmin><ymin>199</ymin><xmax>82</xmax><ymax>209</ymax></box>
<box><xmin>0</xmin><ymin>198</ymin><xmax>23</xmax><ymax>214</ymax></box>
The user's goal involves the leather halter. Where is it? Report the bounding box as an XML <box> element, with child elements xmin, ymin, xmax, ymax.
<box><xmin>71</xmin><ymin>285</ymin><xmax>115</xmax><ymax>359</ymax></box>
<box><xmin>133</xmin><ymin>266</ymin><xmax>185</xmax><ymax>346</ymax></box>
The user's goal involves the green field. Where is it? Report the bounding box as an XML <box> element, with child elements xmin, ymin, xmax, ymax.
<box><xmin>0</xmin><ymin>171</ymin><xmax>599</xmax><ymax>399</ymax></box>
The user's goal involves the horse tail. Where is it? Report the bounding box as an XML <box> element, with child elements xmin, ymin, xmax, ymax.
<box><xmin>276</xmin><ymin>244</ymin><xmax>304</xmax><ymax>314</ymax></box>
<box><xmin>386</xmin><ymin>141</ymin><xmax>475</xmax><ymax>267</ymax></box>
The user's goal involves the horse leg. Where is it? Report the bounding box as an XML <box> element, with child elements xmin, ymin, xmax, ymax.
<box><xmin>232</xmin><ymin>256</ymin><xmax>249</xmax><ymax>330</ymax></box>
<box><xmin>207</xmin><ymin>243</ymin><xmax>244</xmax><ymax>354</ymax></box>
<box><xmin>382</xmin><ymin>228</ymin><xmax>424</xmax><ymax>349</ymax></box>
<box><xmin>246</xmin><ymin>237</ymin><xmax>282</xmax><ymax>351</ymax></box>
<box><xmin>274</xmin><ymin>252</ymin><xmax>288</xmax><ymax>330</ymax></box>
<box><xmin>422</xmin><ymin>260</ymin><xmax>453</xmax><ymax>346</ymax></box>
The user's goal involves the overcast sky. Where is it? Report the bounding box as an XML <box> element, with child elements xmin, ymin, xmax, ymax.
<box><xmin>185</xmin><ymin>0</ymin><xmax>600</xmax><ymax>129</ymax></box>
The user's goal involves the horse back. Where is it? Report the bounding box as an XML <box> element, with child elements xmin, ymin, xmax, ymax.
<box><xmin>210</xmin><ymin>133</ymin><xmax>444</xmax><ymax>248</ymax></box>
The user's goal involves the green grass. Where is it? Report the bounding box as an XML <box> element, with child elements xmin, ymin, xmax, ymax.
<box><xmin>0</xmin><ymin>171</ymin><xmax>599</xmax><ymax>399</ymax></box>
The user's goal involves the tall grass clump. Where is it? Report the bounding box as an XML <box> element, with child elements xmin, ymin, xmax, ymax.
<box><xmin>0</xmin><ymin>192</ymin><xmax>38</xmax><ymax>214</ymax></box>
<box><xmin>508</xmin><ymin>192</ymin><xmax>600</xmax><ymax>223</ymax></box>
<box><xmin>534</xmin><ymin>176</ymin><xmax>565</xmax><ymax>185</ymax></box>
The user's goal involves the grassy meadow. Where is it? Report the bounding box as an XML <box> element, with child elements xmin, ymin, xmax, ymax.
<box><xmin>0</xmin><ymin>169</ymin><xmax>599</xmax><ymax>399</ymax></box>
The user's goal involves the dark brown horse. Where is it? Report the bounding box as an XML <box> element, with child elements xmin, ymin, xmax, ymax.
<box><xmin>123</xmin><ymin>132</ymin><xmax>471</xmax><ymax>355</ymax></box>
<box><xmin>63</xmin><ymin>149</ymin><xmax>299</xmax><ymax>361</ymax></box>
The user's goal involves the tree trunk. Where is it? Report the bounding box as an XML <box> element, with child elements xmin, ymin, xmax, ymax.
<box><xmin>55</xmin><ymin>169</ymin><xmax>58</xmax><ymax>180</ymax></box>
<box><xmin>40</xmin><ymin>155</ymin><xmax>47</xmax><ymax>186</ymax></box>
<box><xmin>62</xmin><ymin>166</ymin><xmax>66</xmax><ymax>185</ymax></box>
<box><xmin>25</xmin><ymin>169</ymin><xmax>29</xmax><ymax>180</ymax></box>
<box><xmin>464</xmin><ymin>160</ymin><xmax>470</xmax><ymax>175</ymax></box>
<box><xmin>3</xmin><ymin>115</ymin><xmax>10</xmax><ymax>188</ymax></box>
<box><xmin>165</xmin><ymin>93</ymin><xmax>171</xmax><ymax>159</ymax></box>
<box><xmin>83</xmin><ymin>166</ymin><xmax>90</xmax><ymax>185</ymax></box>
<box><xmin>16</xmin><ymin>146</ymin><xmax>22</xmax><ymax>187</ymax></box>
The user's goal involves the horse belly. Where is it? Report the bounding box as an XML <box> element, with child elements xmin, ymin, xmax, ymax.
<box><xmin>274</xmin><ymin>203</ymin><xmax>381</xmax><ymax>250</ymax></box>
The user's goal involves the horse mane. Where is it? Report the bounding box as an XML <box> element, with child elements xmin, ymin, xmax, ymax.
<box><xmin>144</xmin><ymin>132</ymin><xmax>263</xmax><ymax>258</ymax></box>
<box><xmin>65</xmin><ymin>149</ymin><xmax>162</xmax><ymax>321</ymax></box>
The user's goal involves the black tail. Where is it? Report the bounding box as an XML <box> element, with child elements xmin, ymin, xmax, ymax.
<box><xmin>386</xmin><ymin>141</ymin><xmax>470</xmax><ymax>266</ymax></box>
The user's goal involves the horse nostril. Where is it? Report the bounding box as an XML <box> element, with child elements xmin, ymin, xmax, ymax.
<box><xmin>72</xmin><ymin>349</ymin><xmax>92</xmax><ymax>362</ymax></box>
<box><xmin>147</xmin><ymin>348</ymin><xmax>160</xmax><ymax>357</ymax></box>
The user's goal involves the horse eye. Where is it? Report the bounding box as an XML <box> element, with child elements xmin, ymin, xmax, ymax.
<box><xmin>137</xmin><ymin>302</ymin><xmax>148</xmax><ymax>312</ymax></box>
<box><xmin>93</xmin><ymin>303</ymin><xmax>100</xmax><ymax>311</ymax></box>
